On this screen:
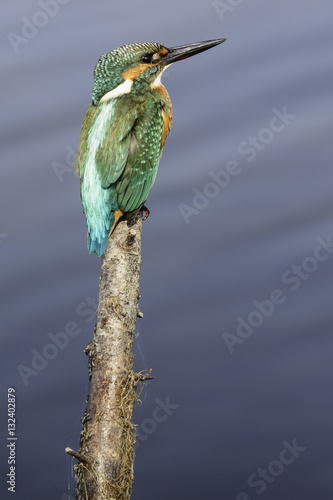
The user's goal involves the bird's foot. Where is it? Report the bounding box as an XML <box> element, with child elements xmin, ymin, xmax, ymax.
<box><xmin>127</xmin><ymin>206</ymin><xmax>150</xmax><ymax>227</ymax></box>
<box><xmin>142</xmin><ymin>205</ymin><xmax>150</xmax><ymax>221</ymax></box>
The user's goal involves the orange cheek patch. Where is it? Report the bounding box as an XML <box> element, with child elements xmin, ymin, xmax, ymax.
<box><xmin>121</xmin><ymin>50</ymin><xmax>169</xmax><ymax>81</ymax></box>
<box><xmin>122</xmin><ymin>64</ymin><xmax>150</xmax><ymax>80</ymax></box>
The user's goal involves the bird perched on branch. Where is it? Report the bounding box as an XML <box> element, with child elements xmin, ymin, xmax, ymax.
<box><xmin>78</xmin><ymin>38</ymin><xmax>226</xmax><ymax>256</ymax></box>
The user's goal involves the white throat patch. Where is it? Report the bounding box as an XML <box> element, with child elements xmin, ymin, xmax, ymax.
<box><xmin>151</xmin><ymin>64</ymin><xmax>172</xmax><ymax>89</ymax></box>
<box><xmin>100</xmin><ymin>79</ymin><xmax>133</xmax><ymax>103</ymax></box>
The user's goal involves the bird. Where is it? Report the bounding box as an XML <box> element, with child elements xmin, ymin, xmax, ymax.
<box><xmin>78</xmin><ymin>38</ymin><xmax>226</xmax><ymax>256</ymax></box>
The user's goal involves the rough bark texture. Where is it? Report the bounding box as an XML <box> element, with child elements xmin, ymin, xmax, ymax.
<box><xmin>68</xmin><ymin>211</ymin><xmax>145</xmax><ymax>500</ymax></box>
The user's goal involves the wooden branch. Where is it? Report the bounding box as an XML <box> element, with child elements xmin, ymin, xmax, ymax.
<box><xmin>67</xmin><ymin>210</ymin><xmax>148</xmax><ymax>499</ymax></box>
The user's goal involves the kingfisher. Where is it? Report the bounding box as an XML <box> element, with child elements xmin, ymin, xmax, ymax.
<box><xmin>78</xmin><ymin>38</ymin><xmax>226</xmax><ymax>256</ymax></box>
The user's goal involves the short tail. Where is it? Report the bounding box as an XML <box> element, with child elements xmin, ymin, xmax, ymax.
<box><xmin>87</xmin><ymin>232</ymin><xmax>109</xmax><ymax>257</ymax></box>
<box><xmin>86</xmin><ymin>209</ymin><xmax>124</xmax><ymax>257</ymax></box>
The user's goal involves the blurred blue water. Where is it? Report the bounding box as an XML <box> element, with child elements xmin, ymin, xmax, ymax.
<box><xmin>1</xmin><ymin>1</ymin><xmax>333</xmax><ymax>499</ymax></box>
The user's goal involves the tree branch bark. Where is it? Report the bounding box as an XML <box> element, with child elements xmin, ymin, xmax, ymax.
<box><xmin>67</xmin><ymin>211</ymin><xmax>146</xmax><ymax>499</ymax></box>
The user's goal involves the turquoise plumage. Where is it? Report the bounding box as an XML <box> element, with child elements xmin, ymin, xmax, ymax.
<box><xmin>78</xmin><ymin>39</ymin><xmax>226</xmax><ymax>255</ymax></box>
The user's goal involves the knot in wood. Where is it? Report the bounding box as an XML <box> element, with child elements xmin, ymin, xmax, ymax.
<box><xmin>126</xmin><ymin>229</ymin><xmax>137</xmax><ymax>246</ymax></box>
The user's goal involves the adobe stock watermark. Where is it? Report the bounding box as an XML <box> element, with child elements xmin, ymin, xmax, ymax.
<box><xmin>236</xmin><ymin>438</ymin><xmax>306</xmax><ymax>499</ymax></box>
<box><xmin>134</xmin><ymin>397</ymin><xmax>179</xmax><ymax>451</ymax></box>
<box><xmin>178</xmin><ymin>106</ymin><xmax>296</xmax><ymax>224</ymax></box>
<box><xmin>17</xmin><ymin>296</ymin><xmax>98</xmax><ymax>385</ymax></box>
<box><xmin>52</xmin><ymin>145</ymin><xmax>77</xmax><ymax>183</ymax></box>
<box><xmin>7</xmin><ymin>0</ymin><xmax>72</xmax><ymax>54</ymax></box>
<box><xmin>223</xmin><ymin>235</ymin><xmax>333</xmax><ymax>354</ymax></box>
<box><xmin>213</xmin><ymin>0</ymin><xmax>244</xmax><ymax>22</ymax></box>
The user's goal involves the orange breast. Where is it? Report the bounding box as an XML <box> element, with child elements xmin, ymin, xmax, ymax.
<box><xmin>161</xmin><ymin>105</ymin><xmax>172</xmax><ymax>151</ymax></box>
<box><xmin>154</xmin><ymin>83</ymin><xmax>172</xmax><ymax>152</ymax></box>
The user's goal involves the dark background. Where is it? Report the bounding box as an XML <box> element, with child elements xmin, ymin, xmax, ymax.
<box><xmin>1</xmin><ymin>1</ymin><xmax>333</xmax><ymax>499</ymax></box>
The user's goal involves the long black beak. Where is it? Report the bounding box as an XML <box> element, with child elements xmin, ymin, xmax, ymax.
<box><xmin>162</xmin><ymin>38</ymin><xmax>227</xmax><ymax>65</ymax></box>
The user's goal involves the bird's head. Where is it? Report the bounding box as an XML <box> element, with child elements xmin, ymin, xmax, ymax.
<box><xmin>91</xmin><ymin>39</ymin><xmax>226</xmax><ymax>104</ymax></box>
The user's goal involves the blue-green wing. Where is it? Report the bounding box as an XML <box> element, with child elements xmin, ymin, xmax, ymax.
<box><xmin>94</xmin><ymin>101</ymin><xmax>138</xmax><ymax>188</ymax></box>
<box><xmin>113</xmin><ymin>99</ymin><xmax>164</xmax><ymax>212</ymax></box>
<box><xmin>91</xmin><ymin>98</ymin><xmax>164</xmax><ymax>212</ymax></box>
<box><xmin>78</xmin><ymin>97</ymin><xmax>164</xmax><ymax>255</ymax></box>
<box><xmin>78</xmin><ymin>101</ymin><xmax>137</xmax><ymax>254</ymax></box>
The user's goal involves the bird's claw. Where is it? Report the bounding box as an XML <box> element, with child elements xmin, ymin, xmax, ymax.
<box><xmin>142</xmin><ymin>205</ymin><xmax>150</xmax><ymax>221</ymax></box>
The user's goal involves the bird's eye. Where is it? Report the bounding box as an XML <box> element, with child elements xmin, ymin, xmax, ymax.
<box><xmin>141</xmin><ymin>54</ymin><xmax>153</xmax><ymax>64</ymax></box>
